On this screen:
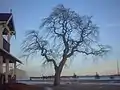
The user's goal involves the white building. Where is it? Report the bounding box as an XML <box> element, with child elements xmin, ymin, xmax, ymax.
<box><xmin>0</xmin><ymin>12</ymin><xmax>22</xmax><ymax>83</ymax></box>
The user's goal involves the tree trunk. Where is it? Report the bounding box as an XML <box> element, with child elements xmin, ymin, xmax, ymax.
<box><xmin>53</xmin><ymin>57</ymin><xmax>67</xmax><ymax>86</ymax></box>
<box><xmin>54</xmin><ymin>70</ymin><xmax>61</xmax><ymax>86</ymax></box>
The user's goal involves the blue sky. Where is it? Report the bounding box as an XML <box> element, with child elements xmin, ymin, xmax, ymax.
<box><xmin>0</xmin><ymin>0</ymin><xmax>120</xmax><ymax>76</ymax></box>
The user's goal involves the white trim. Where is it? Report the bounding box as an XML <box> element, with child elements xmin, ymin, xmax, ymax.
<box><xmin>5</xmin><ymin>22</ymin><xmax>11</xmax><ymax>33</ymax></box>
<box><xmin>6</xmin><ymin>14</ymin><xmax>13</xmax><ymax>25</ymax></box>
<box><xmin>0</xmin><ymin>48</ymin><xmax>22</xmax><ymax>64</ymax></box>
<box><xmin>1</xmin><ymin>14</ymin><xmax>13</xmax><ymax>34</ymax></box>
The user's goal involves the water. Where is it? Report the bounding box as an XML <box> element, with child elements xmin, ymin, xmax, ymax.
<box><xmin>17</xmin><ymin>80</ymin><xmax>120</xmax><ymax>86</ymax></box>
<box><xmin>78</xmin><ymin>76</ymin><xmax>120</xmax><ymax>80</ymax></box>
<box><xmin>17</xmin><ymin>76</ymin><xmax>120</xmax><ymax>81</ymax></box>
<box><xmin>17</xmin><ymin>76</ymin><xmax>120</xmax><ymax>85</ymax></box>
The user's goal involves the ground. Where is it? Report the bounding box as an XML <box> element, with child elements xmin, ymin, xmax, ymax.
<box><xmin>1</xmin><ymin>83</ymin><xmax>120</xmax><ymax>90</ymax></box>
<box><xmin>51</xmin><ymin>84</ymin><xmax>120</xmax><ymax>90</ymax></box>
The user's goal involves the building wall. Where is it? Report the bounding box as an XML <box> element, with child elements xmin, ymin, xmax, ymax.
<box><xmin>9</xmin><ymin>68</ymin><xmax>28</xmax><ymax>80</ymax></box>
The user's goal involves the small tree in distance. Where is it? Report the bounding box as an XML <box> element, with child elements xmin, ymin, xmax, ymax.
<box><xmin>21</xmin><ymin>4</ymin><xmax>111</xmax><ymax>86</ymax></box>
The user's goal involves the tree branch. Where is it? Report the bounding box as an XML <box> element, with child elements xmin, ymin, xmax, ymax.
<box><xmin>75</xmin><ymin>45</ymin><xmax>110</xmax><ymax>56</ymax></box>
<box><xmin>44</xmin><ymin>54</ymin><xmax>58</xmax><ymax>71</ymax></box>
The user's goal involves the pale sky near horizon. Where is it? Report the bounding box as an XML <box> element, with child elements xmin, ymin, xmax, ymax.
<box><xmin>0</xmin><ymin>0</ymin><xmax>120</xmax><ymax>76</ymax></box>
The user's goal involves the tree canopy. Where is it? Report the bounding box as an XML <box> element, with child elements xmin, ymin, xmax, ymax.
<box><xmin>21</xmin><ymin>4</ymin><xmax>111</xmax><ymax>86</ymax></box>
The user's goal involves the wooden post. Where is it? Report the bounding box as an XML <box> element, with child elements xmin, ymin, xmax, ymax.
<box><xmin>14</xmin><ymin>62</ymin><xmax>16</xmax><ymax>75</ymax></box>
<box><xmin>5</xmin><ymin>59</ymin><xmax>9</xmax><ymax>83</ymax></box>
<box><xmin>0</xmin><ymin>56</ymin><xmax>3</xmax><ymax>84</ymax></box>
<box><xmin>0</xmin><ymin>56</ymin><xmax>3</xmax><ymax>73</ymax></box>
<box><xmin>0</xmin><ymin>24</ymin><xmax>4</xmax><ymax>84</ymax></box>
<box><xmin>0</xmin><ymin>25</ymin><xmax>3</xmax><ymax>73</ymax></box>
<box><xmin>14</xmin><ymin>61</ymin><xmax>16</xmax><ymax>81</ymax></box>
<box><xmin>0</xmin><ymin>25</ymin><xmax>3</xmax><ymax>49</ymax></box>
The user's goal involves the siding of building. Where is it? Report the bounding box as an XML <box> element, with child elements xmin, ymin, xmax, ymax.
<box><xmin>9</xmin><ymin>68</ymin><xmax>28</xmax><ymax>80</ymax></box>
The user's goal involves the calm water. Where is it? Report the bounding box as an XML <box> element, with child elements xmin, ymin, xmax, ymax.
<box><xmin>17</xmin><ymin>76</ymin><xmax>120</xmax><ymax>85</ymax></box>
<box><xmin>17</xmin><ymin>76</ymin><xmax>120</xmax><ymax>80</ymax></box>
<box><xmin>78</xmin><ymin>76</ymin><xmax>120</xmax><ymax>80</ymax></box>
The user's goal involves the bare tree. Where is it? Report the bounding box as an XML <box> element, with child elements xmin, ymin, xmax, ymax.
<box><xmin>21</xmin><ymin>4</ymin><xmax>111</xmax><ymax>86</ymax></box>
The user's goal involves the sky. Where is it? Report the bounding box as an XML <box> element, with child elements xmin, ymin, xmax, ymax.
<box><xmin>0</xmin><ymin>0</ymin><xmax>120</xmax><ymax>76</ymax></box>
